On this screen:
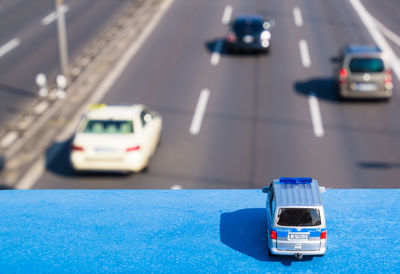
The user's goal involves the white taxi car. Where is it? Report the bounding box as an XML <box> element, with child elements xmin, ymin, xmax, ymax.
<box><xmin>70</xmin><ymin>104</ymin><xmax>162</xmax><ymax>173</ymax></box>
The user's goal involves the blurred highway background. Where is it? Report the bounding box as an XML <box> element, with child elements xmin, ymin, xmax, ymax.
<box><xmin>0</xmin><ymin>0</ymin><xmax>131</xmax><ymax>127</ymax></box>
<box><xmin>1</xmin><ymin>0</ymin><xmax>400</xmax><ymax>189</ymax></box>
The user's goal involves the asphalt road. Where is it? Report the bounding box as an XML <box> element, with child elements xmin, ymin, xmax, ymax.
<box><xmin>34</xmin><ymin>0</ymin><xmax>400</xmax><ymax>189</ymax></box>
<box><xmin>0</xmin><ymin>0</ymin><xmax>133</xmax><ymax>128</ymax></box>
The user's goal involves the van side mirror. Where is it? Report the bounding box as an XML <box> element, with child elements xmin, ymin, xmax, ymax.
<box><xmin>319</xmin><ymin>186</ymin><xmax>326</xmax><ymax>193</ymax></box>
<box><xmin>262</xmin><ymin>186</ymin><xmax>270</xmax><ymax>193</ymax></box>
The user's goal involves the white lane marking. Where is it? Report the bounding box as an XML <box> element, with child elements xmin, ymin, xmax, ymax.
<box><xmin>16</xmin><ymin>157</ymin><xmax>45</xmax><ymax>189</ymax></box>
<box><xmin>349</xmin><ymin>0</ymin><xmax>400</xmax><ymax>82</ymax></box>
<box><xmin>190</xmin><ymin>89</ymin><xmax>210</xmax><ymax>135</ymax></box>
<box><xmin>15</xmin><ymin>0</ymin><xmax>176</xmax><ymax>190</ymax></box>
<box><xmin>171</xmin><ymin>185</ymin><xmax>182</xmax><ymax>190</ymax></box>
<box><xmin>0</xmin><ymin>38</ymin><xmax>21</xmax><ymax>58</ymax></box>
<box><xmin>308</xmin><ymin>93</ymin><xmax>324</xmax><ymax>138</ymax></box>
<box><xmin>210</xmin><ymin>40</ymin><xmax>223</xmax><ymax>66</ymax></box>
<box><xmin>34</xmin><ymin>101</ymin><xmax>49</xmax><ymax>114</ymax></box>
<box><xmin>222</xmin><ymin>5</ymin><xmax>233</xmax><ymax>25</ymax></box>
<box><xmin>41</xmin><ymin>5</ymin><xmax>69</xmax><ymax>26</ymax></box>
<box><xmin>373</xmin><ymin>18</ymin><xmax>400</xmax><ymax>48</ymax></box>
<box><xmin>299</xmin><ymin>39</ymin><xmax>311</xmax><ymax>68</ymax></box>
<box><xmin>293</xmin><ymin>7</ymin><xmax>303</xmax><ymax>27</ymax></box>
<box><xmin>1</xmin><ymin>131</ymin><xmax>18</xmax><ymax>148</ymax></box>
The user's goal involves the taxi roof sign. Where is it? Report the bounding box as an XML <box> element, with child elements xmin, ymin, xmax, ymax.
<box><xmin>89</xmin><ymin>103</ymin><xmax>107</xmax><ymax>110</ymax></box>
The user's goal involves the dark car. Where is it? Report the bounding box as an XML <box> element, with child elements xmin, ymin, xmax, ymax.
<box><xmin>226</xmin><ymin>15</ymin><xmax>274</xmax><ymax>53</ymax></box>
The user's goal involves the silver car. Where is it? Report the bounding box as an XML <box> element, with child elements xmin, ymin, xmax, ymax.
<box><xmin>262</xmin><ymin>178</ymin><xmax>327</xmax><ymax>259</ymax></box>
<box><xmin>338</xmin><ymin>45</ymin><xmax>393</xmax><ymax>99</ymax></box>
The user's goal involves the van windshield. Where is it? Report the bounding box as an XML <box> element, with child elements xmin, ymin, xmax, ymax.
<box><xmin>277</xmin><ymin>208</ymin><xmax>321</xmax><ymax>227</ymax></box>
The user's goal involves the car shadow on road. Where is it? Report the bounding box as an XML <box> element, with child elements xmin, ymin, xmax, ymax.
<box><xmin>46</xmin><ymin>137</ymin><xmax>130</xmax><ymax>178</ymax></box>
<box><xmin>294</xmin><ymin>78</ymin><xmax>340</xmax><ymax>102</ymax></box>
<box><xmin>359</xmin><ymin>161</ymin><xmax>400</xmax><ymax>169</ymax></box>
<box><xmin>220</xmin><ymin>208</ymin><xmax>312</xmax><ymax>265</ymax></box>
<box><xmin>205</xmin><ymin>38</ymin><xmax>268</xmax><ymax>58</ymax></box>
<box><xmin>0</xmin><ymin>84</ymin><xmax>36</xmax><ymax>98</ymax></box>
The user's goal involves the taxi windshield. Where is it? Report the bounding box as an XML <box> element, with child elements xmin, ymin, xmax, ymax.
<box><xmin>277</xmin><ymin>208</ymin><xmax>321</xmax><ymax>227</ymax></box>
<box><xmin>82</xmin><ymin>120</ymin><xmax>133</xmax><ymax>134</ymax></box>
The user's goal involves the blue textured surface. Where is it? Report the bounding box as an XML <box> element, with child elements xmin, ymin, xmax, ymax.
<box><xmin>0</xmin><ymin>189</ymin><xmax>399</xmax><ymax>273</ymax></box>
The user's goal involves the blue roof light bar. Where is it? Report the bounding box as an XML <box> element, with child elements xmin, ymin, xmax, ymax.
<box><xmin>279</xmin><ymin>177</ymin><xmax>312</xmax><ymax>184</ymax></box>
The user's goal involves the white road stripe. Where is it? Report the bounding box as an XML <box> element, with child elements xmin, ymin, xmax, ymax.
<box><xmin>34</xmin><ymin>101</ymin><xmax>49</xmax><ymax>114</ymax></box>
<box><xmin>299</xmin><ymin>39</ymin><xmax>311</xmax><ymax>68</ymax></box>
<box><xmin>308</xmin><ymin>93</ymin><xmax>324</xmax><ymax>138</ymax></box>
<box><xmin>293</xmin><ymin>7</ymin><xmax>303</xmax><ymax>27</ymax></box>
<box><xmin>190</xmin><ymin>89</ymin><xmax>210</xmax><ymax>135</ymax></box>
<box><xmin>222</xmin><ymin>5</ymin><xmax>233</xmax><ymax>25</ymax></box>
<box><xmin>373</xmin><ymin>18</ymin><xmax>400</xmax><ymax>48</ymax></box>
<box><xmin>210</xmin><ymin>40</ymin><xmax>223</xmax><ymax>66</ymax></box>
<box><xmin>41</xmin><ymin>5</ymin><xmax>69</xmax><ymax>25</ymax></box>
<box><xmin>1</xmin><ymin>131</ymin><xmax>18</xmax><ymax>148</ymax></box>
<box><xmin>0</xmin><ymin>38</ymin><xmax>20</xmax><ymax>58</ymax></box>
<box><xmin>349</xmin><ymin>0</ymin><xmax>400</xmax><ymax>82</ymax></box>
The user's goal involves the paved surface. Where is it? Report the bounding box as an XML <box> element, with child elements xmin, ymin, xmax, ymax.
<box><xmin>30</xmin><ymin>0</ymin><xmax>400</xmax><ymax>189</ymax></box>
<box><xmin>0</xmin><ymin>0</ymin><xmax>132</xmax><ymax>128</ymax></box>
<box><xmin>0</xmin><ymin>189</ymin><xmax>399</xmax><ymax>272</ymax></box>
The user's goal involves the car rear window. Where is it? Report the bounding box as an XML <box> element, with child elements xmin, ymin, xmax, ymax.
<box><xmin>233</xmin><ymin>19</ymin><xmax>264</xmax><ymax>35</ymax></box>
<box><xmin>277</xmin><ymin>208</ymin><xmax>321</xmax><ymax>227</ymax></box>
<box><xmin>349</xmin><ymin>58</ymin><xmax>384</xmax><ymax>73</ymax></box>
<box><xmin>82</xmin><ymin>120</ymin><xmax>133</xmax><ymax>134</ymax></box>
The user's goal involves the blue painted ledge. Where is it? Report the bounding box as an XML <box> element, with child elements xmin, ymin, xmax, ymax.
<box><xmin>0</xmin><ymin>189</ymin><xmax>399</xmax><ymax>273</ymax></box>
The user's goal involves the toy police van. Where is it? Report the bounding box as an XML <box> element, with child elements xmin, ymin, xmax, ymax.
<box><xmin>262</xmin><ymin>177</ymin><xmax>327</xmax><ymax>259</ymax></box>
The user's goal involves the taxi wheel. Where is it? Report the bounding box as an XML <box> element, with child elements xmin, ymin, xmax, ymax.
<box><xmin>140</xmin><ymin>164</ymin><xmax>149</xmax><ymax>173</ymax></box>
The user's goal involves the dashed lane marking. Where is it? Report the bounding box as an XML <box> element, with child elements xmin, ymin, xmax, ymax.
<box><xmin>210</xmin><ymin>40</ymin><xmax>223</xmax><ymax>66</ymax></box>
<box><xmin>34</xmin><ymin>101</ymin><xmax>49</xmax><ymax>114</ymax></box>
<box><xmin>293</xmin><ymin>7</ymin><xmax>303</xmax><ymax>27</ymax></box>
<box><xmin>222</xmin><ymin>5</ymin><xmax>233</xmax><ymax>25</ymax></box>
<box><xmin>299</xmin><ymin>39</ymin><xmax>311</xmax><ymax>68</ymax></box>
<box><xmin>0</xmin><ymin>38</ymin><xmax>20</xmax><ymax>58</ymax></box>
<box><xmin>308</xmin><ymin>93</ymin><xmax>324</xmax><ymax>138</ymax></box>
<box><xmin>1</xmin><ymin>131</ymin><xmax>18</xmax><ymax>148</ymax></box>
<box><xmin>41</xmin><ymin>5</ymin><xmax>69</xmax><ymax>26</ymax></box>
<box><xmin>190</xmin><ymin>89</ymin><xmax>210</xmax><ymax>135</ymax></box>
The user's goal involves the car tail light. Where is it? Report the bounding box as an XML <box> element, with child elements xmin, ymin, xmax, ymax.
<box><xmin>227</xmin><ymin>32</ymin><xmax>236</xmax><ymax>43</ymax></box>
<box><xmin>320</xmin><ymin>230</ymin><xmax>327</xmax><ymax>239</ymax></box>
<box><xmin>385</xmin><ymin>68</ymin><xmax>392</xmax><ymax>82</ymax></box>
<box><xmin>71</xmin><ymin>145</ymin><xmax>84</xmax><ymax>151</ymax></box>
<box><xmin>126</xmin><ymin>145</ymin><xmax>140</xmax><ymax>152</ymax></box>
<box><xmin>339</xmin><ymin>68</ymin><xmax>347</xmax><ymax>85</ymax></box>
<box><xmin>270</xmin><ymin>230</ymin><xmax>277</xmax><ymax>240</ymax></box>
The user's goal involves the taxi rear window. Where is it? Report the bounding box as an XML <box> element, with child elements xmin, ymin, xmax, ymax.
<box><xmin>82</xmin><ymin>120</ymin><xmax>133</xmax><ymax>134</ymax></box>
<box><xmin>277</xmin><ymin>208</ymin><xmax>321</xmax><ymax>227</ymax></box>
<box><xmin>349</xmin><ymin>58</ymin><xmax>384</xmax><ymax>73</ymax></box>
